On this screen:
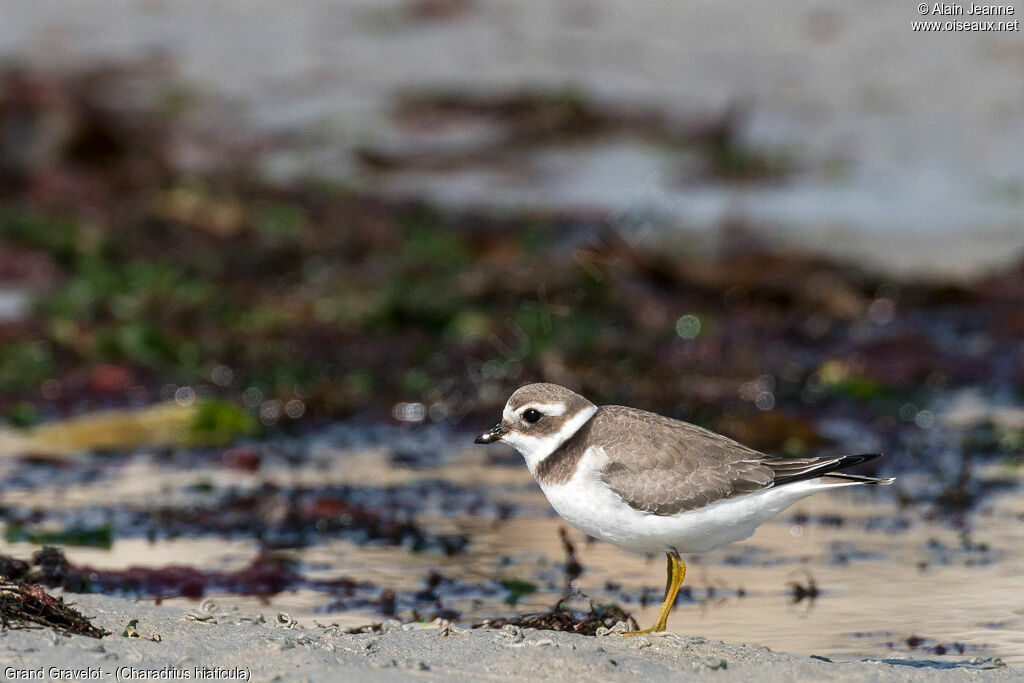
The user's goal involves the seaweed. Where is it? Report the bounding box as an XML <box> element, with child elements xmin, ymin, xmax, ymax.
<box><xmin>0</xmin><ymin>579</ymin><xmax>106</xmax><ymax>638</ymax></box>
<box><xmin>884</xmin><ymin>634</ymin><xmax>980</xmax><ymax>657</ymax></box>
<box><xmin>787</xmin><ymin>570</ymin><xmax>819</xmax><ymax>604</ymax></box>
<box><xmin>474</xmin><ymin>597</ymin><xmax>638</xmax><ymax>636</ymax></box>
<box><xmin>559</xmin><ymin>526</ymin><xmax>583</xmax><ymax>587</ymax></box>
<box><xmin>0</xmin><ymin>64</ymin><xmax>1021</xmax><ymax>447</ymax></box>
<box><xmin>499</xmin><ymin>578</ymin><xmax>536</xmax><ymax>607</ymax></box>
<box><xmin>4</xmin><ymin>522</ymin><xmax>114</xmax><ymax>549</ymax></box>
<box><xmin>0</xmin><ymin>546</ymin><xmax>361</xmax><ymax>600</ymax></box>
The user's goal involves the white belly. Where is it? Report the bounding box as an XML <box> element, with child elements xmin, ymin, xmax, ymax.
<box><xmin>537</xmin><ymin>448</ymin><xmax>848</xmax><ymax>555</ymax></box>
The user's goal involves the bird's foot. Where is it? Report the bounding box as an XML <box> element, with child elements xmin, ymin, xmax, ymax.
<box><xmin>618</xmin><ymin>624</ymin><xmax>665</xmax><ymax>637</ymax></box>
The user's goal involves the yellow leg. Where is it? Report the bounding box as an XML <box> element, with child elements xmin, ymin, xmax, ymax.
<box><xmin>621</xmin><ymin>551</ymin><xmax>685</xmax><ymax>636</ymax></box>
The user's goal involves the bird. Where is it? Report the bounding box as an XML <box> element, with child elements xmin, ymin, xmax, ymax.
<box><xmin>474</xmin><ymin>382</ymin><xmax>893</xmax><ymax>635</ymax></box>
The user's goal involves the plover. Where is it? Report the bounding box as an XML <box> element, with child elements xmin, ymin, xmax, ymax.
<box><xmin>475</xmin><ymin>382</ymin><xmax>893</xmax><ymax>635</ymax></box>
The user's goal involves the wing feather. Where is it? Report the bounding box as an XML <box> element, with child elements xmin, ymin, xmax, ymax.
<box><xmin>596</xmin><ymin>406</ymin><xmax>774</xmax><ymax>515</ymax></box>
<box><xmin>595</xmin><ymin>406</ymin><xmax>882</xmax><ymax>515</ymax></box>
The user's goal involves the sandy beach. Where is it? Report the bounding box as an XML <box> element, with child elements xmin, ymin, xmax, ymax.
<box><xmin>1</xmin><ymin>2</ymin><xmax>1023</xmax><ymax>680</ymax></box>
<box><xmin>0</xmin><ymin>593</ymin><xmax>1015</xmax><ymax>682</ymax></box>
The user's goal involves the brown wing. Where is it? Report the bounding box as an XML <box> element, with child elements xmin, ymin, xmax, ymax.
<box><xmin>595</xmin><ymin>406</ymin><xmax>774</xmax><ymax>515</ymax></box>
<box><xmin>596</xmin><ymin>406</ymin><xmax>885</xmax><ymax>515</ymax></box>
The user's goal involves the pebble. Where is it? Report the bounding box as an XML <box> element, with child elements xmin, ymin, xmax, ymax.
<box><xmin>595</xmin><ymin>621</ymin><xmax>631</xmax><ymax>637</ymax></box>
<box><xmin>404</xmin><ymin>658</ymin><xmax>430</xmax><ymax>671</ymax></box>
<box><xmin>967</xmin><ymin>657</ymin><xmax>1005</xmax><ymax>669</ymax></box>
<box><xmin>377</xmin><ymin>658</ymin><xmax>430</xmax><ymax>670</ymax></box>
<box><xmin>691</xmin><ymin>655</ymin><xmax>728</xmax><ymax>671</ymax></box>
<box><xmin>496</xmin><ymin>624</ymin><xmax>524</xmax><ymax>644</ymax></box>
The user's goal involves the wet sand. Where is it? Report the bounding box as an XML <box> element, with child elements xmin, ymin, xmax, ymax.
<box><xmin>0</xmin><ymin>592</ymin><xmax>1015</xmax><ymax>681</ymax></box>
<box><xmin>3</xmin><ymin>442</ymin><xmax>1024</xmax><ymax>669</ymax></box>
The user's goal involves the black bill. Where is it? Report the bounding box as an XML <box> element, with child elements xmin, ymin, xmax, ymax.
<box><xmin>474</xmin><ymin>423</ymin><xmax>506</xmax><ymax>444</ymax></box>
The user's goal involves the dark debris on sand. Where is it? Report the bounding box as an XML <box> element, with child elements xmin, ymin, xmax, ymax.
<box><xmin>0</xmin><ymin>546</ymin><xmax>365</xmax><ymax>601</ymax></box>
<box><xmin>474</xmin><ymin>597</ymin><xmax>639</xmax><ymax>636</ymax></box>
<box><xmin>0</xmin><ymin>579</ymin><xmax>106</xmax><ymax>638</ymax></box>
<box><xmin>0</xmin><ymin>547</ymin><xmax>483</xmax><ymax>618</ymax></box>
<box><xmin>3</xmin><ymin>480</ymin><xmax>473</xmax><ymax>554</ymax></box>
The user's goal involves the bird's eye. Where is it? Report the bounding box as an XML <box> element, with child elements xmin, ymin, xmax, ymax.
<box><xmin>523</xmin><ymin>408</ymin><xmax>542</xmax><ymax>424</ymax></box>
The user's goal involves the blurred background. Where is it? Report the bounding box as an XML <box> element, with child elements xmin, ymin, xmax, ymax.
<box><xmin>0</xmin><ymin>0</ymin><xmax>1022</xmax><ymax>664</ymax></box>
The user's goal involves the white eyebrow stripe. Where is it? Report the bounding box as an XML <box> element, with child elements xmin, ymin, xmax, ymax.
<box><xmin>506</xmin><ymin>404</ymin><xmax>597</xmax><ymax>474</ymax></box>
<box><xmin>522</xmin><ymin>402</ymin><xmax>566</xmax><ymax>416</ymax></box>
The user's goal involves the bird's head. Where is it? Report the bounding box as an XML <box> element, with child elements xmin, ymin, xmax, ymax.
<box><xmin>475</xmin><ymin>383</ymin><xmax>597</xmax><ymax>469</ymax></box>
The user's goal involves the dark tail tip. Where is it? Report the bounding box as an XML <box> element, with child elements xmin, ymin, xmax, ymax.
<box><xmin>840</xmin><ymin>453</ymin><xmax>883</xmax><ymax>468</ymax></box>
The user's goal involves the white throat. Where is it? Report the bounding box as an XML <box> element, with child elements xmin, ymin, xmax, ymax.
<box><xmin>502</xmin><ymin>405</ymin><xmax>598</xmax><ymax>475</ymax></box>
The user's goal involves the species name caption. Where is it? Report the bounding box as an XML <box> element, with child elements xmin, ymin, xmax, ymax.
<box><xmin>913</xmin><ymin>2</ymin><xmax>1020</xmax><ymax>30</ymax></box>
<box><xmin>3</xmin><ymin>666</ymin><xmax>251</xmax><ymax>681</ymax></box>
